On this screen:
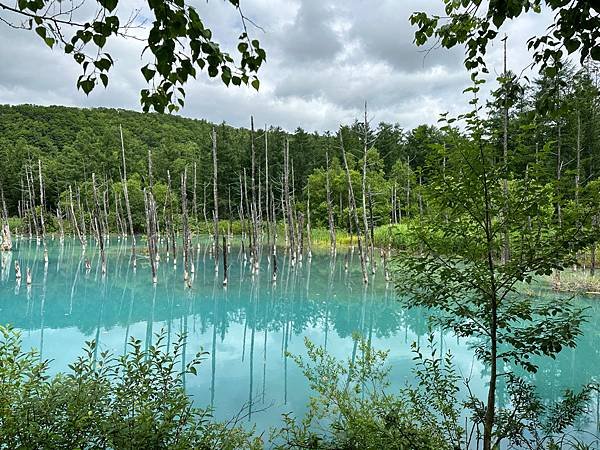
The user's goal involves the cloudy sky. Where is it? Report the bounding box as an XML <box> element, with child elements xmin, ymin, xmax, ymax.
<box><xmin>0</xmin><ymin>0</ymin><xmax>553</xmax><ymax>132</ymax></box>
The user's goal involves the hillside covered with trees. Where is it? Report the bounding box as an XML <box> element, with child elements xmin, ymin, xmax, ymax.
<box><xmin>1</xmin><ymin>59</ymin><xmax>599</xmax><ymax>237</ymax></box>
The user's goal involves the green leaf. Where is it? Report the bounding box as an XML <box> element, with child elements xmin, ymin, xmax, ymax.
<box><xmin>564</xmin><ymin>39</ymin><xmax>580</xmax><ymax>54</ymax></box>
<box><xmin>141</xmin><ymin>65</ymin><xmax>156</xmax><ymax>82</ymax></box>
<box><xmin>98</xmin><ymin>0</ymin><xmax>118</xmax><ymax>12</ymax></box>
<box><xmin>78</xmin><ymin>78</ymin><xmax>95</xmax><ymax>95</ymax></box>
<box><xmin>93</xmin><ymin>34</ymin><xmax>107</xmax><ymax>48</ymax></box>
<box><xmin>251</xmin><ymin>79</ymin><xmax>260</xmax><ymax>90</ymax></box>
<box><xmin>35</xmin><ymin>26</ymin><xmax>46</xmax><ymax>39</ymax></box>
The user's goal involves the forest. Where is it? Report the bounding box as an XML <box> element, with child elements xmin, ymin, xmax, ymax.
<box><xmin>1</xmin><ymin>59</ymin><xmax>599</xmax><ymax>240</ymax></box>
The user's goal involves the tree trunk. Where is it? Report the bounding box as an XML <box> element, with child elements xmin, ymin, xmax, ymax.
<box><xmin>181</xmin><ymin>168</ymin><xmax>191</xmax><ymax>287</ymax></box>
<box><xmin>325</xmin><ymin>151</ymin><xmax>336</xmax><ymax>254</ymax></box>
<box><xmin>69</xmin><ymin>185</ymin><xmax>85</xmax><ymax>246</ymax></box>
<box><xmin>502</xmin><ymin>35</ymin><xmax>510</xmax><ymax>264</ymax></box>
<box><xmin>91</xmin><ymin>173</ymin><xmax>106</xmax><ymax>275</ymax></box>
<box><xmin>340</xmin><ymin>132</ymin><xmax>368</xmax><ymax>284</ymax></box>
<box><xmin>284</xmin><ymin>140</ymin><xmax>295</xmax><ymax>263</ymax></box>
<box><xmin>223</xmin><ymin>234</ymin><xmax>228</xmax><ymax>286</ymax></box>
<box><xmin>306</xmin><ymin>186</ymin><xmax>313</xmax><ymax>258</ymax></box>
<box><xmin>361</xmin><ymin>102</ymin><xmax>371</xmax><ymax>255</ymax></box>
<box><xmin>37</xmin><ymin>160</ymin><xmax>47</xmax><ymax>244</ymax></box>
<box><xmin>120</xmin><ymin>124</ymin><xmax>136</xmax><ymax>268</ymax></box>
<box><xmin>212</xmin><ymin>127</ymin><xmax>219</xmax><ymax>272</ymax></box>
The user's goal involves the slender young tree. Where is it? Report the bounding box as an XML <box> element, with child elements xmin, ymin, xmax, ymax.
<box><xmin>396</xmin><ymin>96</ymin><xmax>596</xmax><ymax>450</ymax></box>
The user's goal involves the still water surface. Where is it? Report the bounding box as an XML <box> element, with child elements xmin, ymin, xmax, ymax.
<box><xmin>1</xmin><ymin>237</ymin><xmax>599</xmax><ymax>435</ymax></box>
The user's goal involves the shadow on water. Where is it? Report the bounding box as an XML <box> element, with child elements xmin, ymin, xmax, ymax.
<box><xmin>1</xmin><ymin>236</ymin><xmax>599</xmax><ymax>433</ymax></box>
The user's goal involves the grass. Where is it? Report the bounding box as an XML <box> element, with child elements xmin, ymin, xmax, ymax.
<box><xmin>551</xmin><ymin>270</ymin><xmax>600</xmax><ymax>295</ymax></box>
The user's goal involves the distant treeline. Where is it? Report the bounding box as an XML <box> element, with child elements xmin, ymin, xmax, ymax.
<box><xmin>0</xmin><ymin>61</ymin><xmax>598</xmax><ymax>233</ymax></box>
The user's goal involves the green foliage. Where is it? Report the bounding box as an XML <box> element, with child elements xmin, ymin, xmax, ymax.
<box><xmin>273</xmin><ymin>335</ymin><xmax>598</xmax><ymax>450</ymax></box>
<box><xmin>394</xmin><ymin>70</ymin><xmax>600</xmax><ymax>447</ymax></box>
<box><xmin>271</xmin><ymin>336</ymin><xmax>452</xmax><ymax>450</ymax></box>
<box><xmin>410</xmin><ymin>0</ymin><xmax>600</xmax><ymax>76</ymax></box>
<box><xmin>0</xmin><ymin>325</ymin><xmax>262</xmax><ymax>449</ymax></box>
<box><xmin>2</xmin><ymin>1</ymin><xmax>265</xmax><ymax>113</ymax></box>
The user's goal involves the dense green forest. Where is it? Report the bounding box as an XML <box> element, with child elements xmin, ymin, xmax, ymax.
<box><xmin>1</xmin><ymin>60</ymin><xmax>599</xmax><ymax>238</ymax></box>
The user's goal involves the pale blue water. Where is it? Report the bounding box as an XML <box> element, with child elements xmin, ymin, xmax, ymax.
<box><xmin>1</xmin><ymin>237</ymin><xmax>599</xmax><ymax>437</ymax></box>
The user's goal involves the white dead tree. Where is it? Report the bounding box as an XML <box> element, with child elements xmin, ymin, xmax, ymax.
<box><xmin>120</xmin><ymin>124</ymin><xmax>136</xmax><ymax>268</ymax></box>
<box><xmin>340</xmin><ymin>132</ymin><xmax>368</xmax><ymax>284</ymax></box>
<box><xmin>0</xmin><ymin>185</ymin><xmax>12</xmax><ymax>251</ymax></box>
<box><xmin>212</xmin><ymin>127</ymin><xmax>220</xmax><ymax>274</ymax></box>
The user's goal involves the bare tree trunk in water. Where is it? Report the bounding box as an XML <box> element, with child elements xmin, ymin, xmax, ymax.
<box><xmin>212</xmin><ymin>127</ymin><xmax>219</xmax><ymax>273</ymax></box>
<box><xmin>69</xmin><ymin>185</ymin><xmax>85</xmax><ymax>246</ymax></box>
<box><xmin>284</xmin><ymin>140</ymin><xmax>295</xmax><ymax>263</ymax></box>
<box><xmin>325</xmin><ymin>151</ymin><xmax>336</xmax><ymax>254</ymax></box>
<box><xmin>368</xmin><ymin>186</ymin><xmax>375</xmax><ymax>274</ymax></box>
<box><xmin>37</xmin><ymin>159</ymin><xmax>47</xmax><ymax>244</ymax></box>
<box><xmin>91</xmin><ymin>173</ymin><xmax>106</xmax><ymax>275</ymax></box>
<box><xmin>340</xmin><ymin>132</ymin><xmax>368</xmax><ymax>284</ymax></box>
<box><xmin>361</xmin><ymin>102</ymin><xmax>371</xmax><ymax>258</ymax></box>
<box><xmin>120</xmin><ymin>124</ymin><xmax>136</xmax><ymax>268</ymax></box>
<box><xmin>181</xmin><ymin>168</ymin><xmax>191</xmax><ymax>287</ymax></box>
<box><xmin>306</xmin><ymin>186</ymin><xmax>313</xmax><ymax>258</ymax></box>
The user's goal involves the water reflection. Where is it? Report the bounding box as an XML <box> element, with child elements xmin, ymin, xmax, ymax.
<box><xmin>0</xmin><ymin>237</ymin><xmax>599</xmax><ymax>433</ymax></box>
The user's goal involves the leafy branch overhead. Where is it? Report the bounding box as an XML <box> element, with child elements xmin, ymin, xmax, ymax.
<box><xmin>0</xmin><ymin>0</ymin><xmax>266</xmax><ymax>113</ymax></box>
<box><xmin>410</xmin><ymin>0</ymin><xmax>600</xmax><ymax>75</ymax></box>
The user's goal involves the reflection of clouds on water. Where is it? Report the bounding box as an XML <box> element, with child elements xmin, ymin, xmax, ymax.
<box><xmin>1</xmin><ymin>236</ymin><xmax>599</xmax><ymax>433</ymax></box>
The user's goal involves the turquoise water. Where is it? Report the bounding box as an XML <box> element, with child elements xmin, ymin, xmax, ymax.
<box><xmin>1</xmin><ymin>237</ymin><xmax>599</xmax><ymax>436</ymax></box>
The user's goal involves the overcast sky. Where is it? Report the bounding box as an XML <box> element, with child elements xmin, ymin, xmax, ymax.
<box><xmin>0</xmin><ymin>0</ymin><xmax>553</xmax><ymax>133</ymax></box>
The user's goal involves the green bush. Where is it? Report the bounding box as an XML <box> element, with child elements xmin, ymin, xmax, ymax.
<box><xmin>271</xmin><ymin>336</ymin><xmax>453</xmax><ymax>450</ymax></box>
<box><xmin>271</xmin><ymin>335</ymin><xmax>598</xmax><ymax>450</ymax></box>
<box><xmin>0</xmin><ymin>325</ymin><xmax>262</xmax><ymax>450</ymax></box>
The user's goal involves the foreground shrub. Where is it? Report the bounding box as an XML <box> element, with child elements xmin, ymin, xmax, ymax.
<box><xmin>272</xmin><ymin>335</ymin><xmax>598</xmax><ymax>450</ymax></box>
<box><xmin>0</xmin><ymin>325</ymin><xmax>262</xmax><ymax>450</ymax></box>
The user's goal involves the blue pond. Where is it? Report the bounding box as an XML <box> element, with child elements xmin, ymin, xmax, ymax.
<box><xmin>1</xmin><ymin>237</ymin><xmax>599</xmax><ymax>436</ymax></box>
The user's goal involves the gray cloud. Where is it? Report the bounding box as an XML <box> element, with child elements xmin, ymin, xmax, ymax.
<box><xmin>0</xmin><ymin>0</ymin><xmax>554</xmax><ymax>133</ymax></box>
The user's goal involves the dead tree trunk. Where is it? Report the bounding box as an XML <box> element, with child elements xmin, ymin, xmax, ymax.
<box><xmin>264</xmin><ymin>125</ymin><xmax>270</xmax><ymax>242</ymax></box>
<box><xmin>91</xmin><ymin>173</ymin><xmax>106</xmax><ymax>275</ymax></box>
<box><xmin>167</xmin><ymin>170</ymin><xmax>177</xmax><ymax>264</ymax></box>
<box><xmin>361</xmin><ymin>102</ymin><xmax>371</xmax><ymax>258</ymax></box>
<box><xmin>102</xmin><ymin>176</ymin><xmax>110</xmax><ymax>239</ymax></box>
<box><xmin>250</xmin><ymin>117</ymin><xmax>259</xmax><ymax>271</ymax></box>
<box><xmin>223</xmin><ymin>235</ymin><xmax>228</xmax><ymax>286</ymax></box>
<box><xmin>120</xmin><ymin>124</ymin><xmax>136</xmax><ymax>268</ymax></box>
<box><xmin>325</xmin><ymin>151</ymin><xmax>336</xmax><ymax>254</ymax></box>
<box><xmin>193</xmin><ymin>162</ymin><xmax>198</xmax><ymax>236</ymax></box>
<box><xmin>69</xmin><ymin>185</ymin><xmax>85</xmax><ymax>246</ymax></box>
<box><xmin>37</xmin><ymin>160</ymin><xmax>47</xmax><ymax>244</ymax></box>
<box><xmin>0</xmin><ymin>185</ymin><xmax>12</xmax><ymax>251</ymax></box>
<box><xmin>306</xmin><ymin>186</ymin><xmax>313</xmax><ymax>258</ymax></box>
<box><xmin>144</xmin><ymin>188</ymin><xmax>158</xmax><ymax>283</ymax></box>
<box><xmin>26</xmin><ymin>165</ymin><xmax>39</xmax><ymax>241</ymax></box>
<box><xmin>340</xmin><ymin>132</ymin><xmax>368</xmax><ymax>284</ymax></box>
<box><xmin>368</xmin><ymin>186</ymin><xmax>375</xmax><ymax>274</ymax></box>
<box><xmin>284</xmin><ymin>140</ymin><xmax>296</xmax><ymax>263</ymax></box>
<box><xmin>181</xmin><ymin>168</ymin><xmax>191</xmax><ymax>287</ymax></box>
<box><xmin>212</xmin><ymin>127</ymin><xmax>219</xmax><ymax>272</ymax></box>
<box><xmin>56</xmin><ymin>205</ymin><xmax>65</xmax><ymax>243</ymax></box>
<box><xmin>77</xmin><ymin>186</ymin><xmax>87</xmax><ymax>240</ymax></box>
